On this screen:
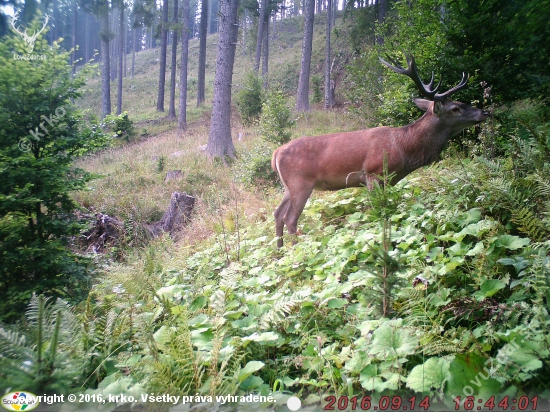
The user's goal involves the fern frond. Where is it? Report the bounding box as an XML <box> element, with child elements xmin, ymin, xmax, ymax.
<box><xmin>510</xmin><ymin>207</ymin><xmax>548</xmax><ymax>242</ymax></box>
<box><xmin>259</xmin><ymin>292</ymin><xmax>305</xmax><ymax>329</ymax></box>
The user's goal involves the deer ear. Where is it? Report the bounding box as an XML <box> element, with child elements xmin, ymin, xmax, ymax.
<box><xmin>433</xmin><ymin>101</ymin><xmax>444</xmax><ymax>115</ymax></box>
<box><xmin>413</xmin><ymin>98</ymin><xmax>431</xmax><ymax>112</ymax></box>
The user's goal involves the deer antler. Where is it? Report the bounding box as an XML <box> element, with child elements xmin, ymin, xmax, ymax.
<box><xmin>27</xmin><ymin>14</ymin><xmax>49</xmax><ymax>42</ymax></box>
<box><xmin>9</xmin><ymin>12</ymin><xmax>26</xmax><ymax>37</ymax></box>
<box><xmin>379</xmin><ymin>52</ymin><xmax>469</xmax><ymax>102</ymax></box>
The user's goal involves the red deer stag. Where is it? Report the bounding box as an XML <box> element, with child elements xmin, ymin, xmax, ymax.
<box><xmin>272</xmin><ymin>53</ymin><xmax>489</xmax><ymax>247</ymax></box>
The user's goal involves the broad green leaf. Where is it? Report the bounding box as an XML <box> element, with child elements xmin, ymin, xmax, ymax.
<box><xmin>478</xmin><ymin>279</ymin><xmax>506</xmax><ymax>298</ymax></box>
<box><xmin>238</xmin><ymin>361</ymin><xmax>265</xmax><ymax>382</ymax></box>
<box><xmin>369</xmin><ymin>322</ymin><xmax>419</xmax><ymax>360</ymax></box>
<box><xmin>189</xmin><ymin>295</ymin><xmax>207</xmax><ymax>311</ymax></box>
<box><xmin>466</xmin><ymin>241</ymin><xmax>485</xmax><ymax>256</ymax></box>
<box><xmin>327</xmin><ymin>298</ymin><xmax>347</xmax><ymax>309</ymax></box>
<box><xmin>406</xmin><ymin>357</ymin><xmax>450</xmax><ymax>392</ymax></box>
<box><xmin>444</xmin><ymin>353</ymin><xmax>501</xmax><ymax>407</ymax></box>
<box><xmin>243</xmin><ymin>331</ymin><xmax>279</xmax><ymax>343</ymax></box>
<box><xmin>495</xmin><ymin>235</ymin><xmax>530</xmax><ymax>250</ymax></box>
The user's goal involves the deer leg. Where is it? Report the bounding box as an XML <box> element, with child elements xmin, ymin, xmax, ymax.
<box><xmin>284</xmin><ymin>185</ymin><xmax>314</xmax><ymax>244</ymax></box>
<box><xmin>274</xmin><ymin>192</ymin><xmax>291</xmax><ymax>247</ymax></box>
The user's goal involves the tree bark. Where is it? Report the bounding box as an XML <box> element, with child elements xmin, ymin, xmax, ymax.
<box><xmin>376</xmin><ymin>0</ymin><xmax>387</xmax><ymax>45</ymax></box>
<box><xmin>72</xmin><ymin>0</ymin><xmax>77</xmax><ymax>74</ymax></box>
<box><xmin>324</xmin><ymin>0</ymin><xmax>333</xmax><ymax>108</ymax></box>
<box><xmin>296</xmin><ymin>0</ymin><xmax>315</xmax><ymax>111</ymax></box>
<box><xmin>261</xmin><ymin>11</ymin><xmax>269</xmax><ymax>88</ymax></box>
<box><xmin>117</xmin><ymin>4</ymin><xmax>124</xmax><ymax>115</ymax></box>
<box><xmin>179</xmin><ymin>0</ymin><xmax>190</xmax><ymax>130</ymax></box>
<box><xmin>85</xmin><ymin>13</ymin><xmax>89</xmax><ymax>63</ymax></box>
<box><xmin>168</xmin><ymin>0</ymin><xmax>179</xmax><ymax>118</ymax></box>
<box><xmin>254</xmin><ymin>0</ymin><xmax>267</xmax><ymax>73</ymax></box>
<box><xmin>197</xmin><ymin>0</ymin><xmax>208</xmax><ymax>107</ymax></box>
<box><xmin>99</xmin><ymin>10</ymin><xmax>112</xmax><ymax>118</ymax></box>
<box><xmin>157</xmin><ymin>0</ymin><xmax>169</xmax><ymax>112</ymax></box>
<box><xmin>131</xmin><ymin>28</ymin><xmax>136</xmax><ymax>78</ymax></box>
<box><xmin>206</xmin><ymin>0</ymin><xmax>240</xmax><ymax>161</ymax></box>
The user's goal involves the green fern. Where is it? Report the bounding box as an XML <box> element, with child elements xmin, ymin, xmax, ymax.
<box><xmin>259</xmin><ymin>291</ymin><xmax>306</xmax><ymax>329</ymax></box>
<box><xmin>0</xmin><ymin>295</ymin><xmax>87</xmax><ymax>393</ymax></box>
<box><xmin>510</xmin><ymin>207</ymin><xmax>548</xmax><ymax>242</ymax></box>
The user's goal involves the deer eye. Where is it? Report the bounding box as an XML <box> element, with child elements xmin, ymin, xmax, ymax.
<box><xmin>452</xmin><ymin>107</ymin><xmax>461</xmax><ymax>113</ymax></box>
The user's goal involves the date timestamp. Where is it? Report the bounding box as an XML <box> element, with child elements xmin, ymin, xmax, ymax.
<box><xmin>454</xmin><ymin>396</ymin><xmax>538</xmax><ymax>410</ymax></box>
<box><xmin>324</xmin><ymin>395</ymin><xmax>431</xmax><ymax>410</ymax></box>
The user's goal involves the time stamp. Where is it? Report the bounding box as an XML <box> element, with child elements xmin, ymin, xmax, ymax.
<box><xmin>323</xmin><ymin>395</ymin><xmax>540</xmax><ymax>411</ymax></box>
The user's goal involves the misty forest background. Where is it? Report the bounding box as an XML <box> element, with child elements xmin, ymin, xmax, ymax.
<box><xmin>1</xmin><ymin>0</ymin><xmax>550</xmax><ymax>410</ymax></box>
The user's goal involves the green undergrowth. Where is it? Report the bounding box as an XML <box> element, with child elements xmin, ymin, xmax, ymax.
<box><xmin>62</xmin><ymin>150</ymin><xmax>550</xmax><ymax>411</ymax></box>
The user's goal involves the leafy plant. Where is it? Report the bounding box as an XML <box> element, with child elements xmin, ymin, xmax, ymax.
<box><xmin>258</xmin><ymin>90</ymin><xmax>295</xmax><ymax>146</ymax></box>
<box><xmin>103</xmin><ymin>112</ymin><xmax>136</xmax><ymax>142</ymax></box>
<box><xmin>0</xmin><ymin>31</ymin><xmax>104</xmax><ymax>321</ymax></box>
<box><xmin>234</xmin><ymin>143</ymin><xmax>278</xmax><ymax>188</ymax></box>
<box><xmin>236</xmin><ymin>72</ymin><xmax>264</xmax><ymax>125</ymax></box>
<box><xmin>0</xmin><ymin>295</ymin><xmax>87</xmax><ymax>393</ymax></box>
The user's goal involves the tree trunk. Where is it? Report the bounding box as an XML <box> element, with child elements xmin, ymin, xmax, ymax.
<box><xmin>206</xmin><ymin>0</ymin><xmax>240</xmax><ymax>161</ymax></box>
<box><xmin>117</xmin><ymin>5</ymin><xmax>124</xmax><ymax>115</ymax></box>
<box><xmin>324</xmin><ymin>0</ymin><xmax>333</xmax><ymax>108</ymax></box>
<box><xmin>254</xmin><ymin>0</ymin><xmax>267</xmax><ymax>73</ymax></box>
<box><xmin>85</xmin><ymin>13</ymin><xmax>89</xmax><ymax>63</ymax></box>
<box><xmin>131</xmin><ymin>28</ymin><xmax>136</xmax><ymax>78</ymax></box>
<box><xmin>99</xmin><ymin>11</ymin><xmax>112</xmax><ymax>118</ymax></box>
<box><xmin>197</xmin><ymin>0</ymin><xmax>208</xmax><ymax>107</ymax></box>
<box><xmin>208</xmin><ymin>0</ymin><xmax>214</xmax><ymax>34</ymax></box>
<box><xmin>296</xmin><ymin>0</ymin><xmax>315</xmax><ymax>111</ymax></box>
<box><xmin>376</xmin><ymin>0</ymin><xmax>386</xmax><ymax>45</ymax></box>
<box><xmin>179</xmin><ymin>0</ymin><xmax>191</xmax><ymax>130</ymax></box>
<box><xmin>261</xmin><ymin>12</ymin><xmax>269</xmax><ymax>89</ymax></box>
<box><xmin>124</xmin><ymin>22</ymin><xmax>127</xmax><ymax>78</ymax></box>
<box><xmin>272</xmin><ymin>10</ymin><xmax>276</xmax><ymax>39</ymax></box>
<box><xmin>242</xmin><ymin>9</ymin><xmax>247</xmax><ymax>56</ymax></box>
<box><xmin>168</xmin><ymin>0</ymin><xmax>179</xmax><ymax>118</ymax></box>
<box><xmin>71</xmin><ymin>0</ymin><xmax>77</xmax><ymax>74</ymax></box>
<box><xmin>111</xmin><ymin>12</ymin><xmax>117</xmax><ymax>80</ymax></box>
<box><xmin>157</xmin><ymin>0</ymin><xmax>169</xmax><ymax>112</ymax></box>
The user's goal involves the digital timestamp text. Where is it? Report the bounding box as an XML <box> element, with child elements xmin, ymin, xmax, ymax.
<box><xmin>324</xmin><ymin>395</ymin><xmax>431</xmax><ymax>411</ymax></box>
<box><xmin>323</xmin><ymin>395</ymin><xmax>540</xmax><ymax>411</ymax></box>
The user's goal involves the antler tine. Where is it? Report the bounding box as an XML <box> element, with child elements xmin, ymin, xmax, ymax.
<box><xmin>9</xmin><ymin>12</ymin><xmax>25</xmax><ymax>35</ymax></box>
<box><xmin>381</xmin><ymin>52</ymin><xmax>471</xmax><ymax>102</ymax></box>
<box><xmin>380</xmin><ymin>52</ymin><xmax>440</xmax><ymax>100</ymax></box>
<box><xmin>433</xmin><ymin>72</ymin><xmax>469</xmax><ymax>101</ymax></box>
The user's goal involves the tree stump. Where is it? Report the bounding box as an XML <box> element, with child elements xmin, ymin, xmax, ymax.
<box><xmin>164</xmin><ymin>170</ymin><xmax>183</xmax><ymax>182</ymax></box>
<box><xmin>147</xmin><ymin>192</ymin><xmax>196</xmax><ymax>237</ymax></box>
<box><xmin>84</xmin><ymin>213</ymin><xmax>125</xmax><ymax>253</ymax></box>
<box><xmin>83</xmin><ymin>192</ymin><xmax>195</xmax><ymax>253</ymax></box>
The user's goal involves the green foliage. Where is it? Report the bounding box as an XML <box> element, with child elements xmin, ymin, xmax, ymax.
<box><xmin>344</xmin><ymin>0</ymin><xmax>550</xmax><ymax>128</ymax></box>
<box><xmin>103</xmin><ymin>112</ymin><xmax>136</xmax><ymax>142</ymax></box>
<box><xmin>0</xmin><ymin>295</ymin><xmax>87</xmax><ymax>393</ymax></box>
<box><xmin>236</xmin><ymin>72</ymin><xmax>264</xmax><ymax>126</ymax></box>
<box><xmin>311</xmin><ymin>75</ymin><xmax>323</xmax><ymax>104</ymax></box>
<box><xmin>258</xmin><ymin>90</ymin><xmax>295</xmax><ymax>145</ymax></box>
<box><xmin>0</xmin><ymin>29</ymin><xmax>109</xmax><ymax>321</ymax></box>
<box><xmin>234</xmin><ymin>143</ymin><xmax>278</xmax><ymax>188</ymax></box>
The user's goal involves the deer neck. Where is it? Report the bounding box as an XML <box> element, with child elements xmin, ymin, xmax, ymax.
<box><xmin>399</xmin><ymin>113</ymin><xmax>453</xmax><ymax>171</ymax></box>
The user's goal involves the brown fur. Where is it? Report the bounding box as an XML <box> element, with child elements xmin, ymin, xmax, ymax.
<box><xmin>272</xmin><ymin>99</ymin><xmax>489</xmax><ymax>247</ymax></box>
